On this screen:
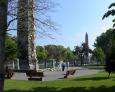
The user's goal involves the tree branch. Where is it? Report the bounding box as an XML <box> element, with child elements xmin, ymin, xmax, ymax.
<box><xmin>7</xmin><ymin>28</ymin><xmax>17</xmax><ymax>31</ymax></box>
<box><xmin>7</xmin><ymin>17</ymin><xmax>17</xmax><ymax>28</ymax></box>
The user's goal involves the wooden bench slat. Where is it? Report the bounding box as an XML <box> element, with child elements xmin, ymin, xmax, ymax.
<box><xmin>64</xmin><ymin>69</ymin><xmax>76</xmax><ymax>78</ymax></box>
<box><xmin>26</xmin><ymin>70</ymin><xmax>44</xmax><ymax>81</ymax></box>
<box><xmin>5</xmin><ymin>69</ymin><xmax>14</xmax><ymax>79</ymax></box>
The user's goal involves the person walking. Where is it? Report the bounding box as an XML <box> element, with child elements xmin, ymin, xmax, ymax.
<box><xmin>62</xmin><ymin>62</ymin><xmax>65</xmax><ymax>71</ymax></box>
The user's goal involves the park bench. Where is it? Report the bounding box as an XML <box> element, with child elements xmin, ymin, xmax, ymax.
<box><xmin>26</xmin><ymin>70</ymin><xmax>44</xmax><ymax>81</ymax></box>
<box><xmin>64</xmin><ymin>69</ymin><xmax>76</xmax><ymax>78</ymax></box>
<box><xmin>5</xmin><ymin>68</ymin><xmax>14</xmax><ymax>79</ymax></box>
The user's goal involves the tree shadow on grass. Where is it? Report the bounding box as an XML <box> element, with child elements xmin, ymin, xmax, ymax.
<box><xmin>73</xmin><ymin>76</ymin><xmax>108</xmax><ymax>81</ymax></box>
<box><xmin>5</xmin><ymin>86</ymin><xmax>115</xmax><ymax>92</ymax></box>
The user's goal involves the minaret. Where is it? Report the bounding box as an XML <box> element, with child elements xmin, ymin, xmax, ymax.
<box><xmin>17</xmin><ymin>0</ymin><xmax>37</xmax><ymax>70</ymax></box>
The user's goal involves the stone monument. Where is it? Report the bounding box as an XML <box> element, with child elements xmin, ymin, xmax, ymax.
<box><xmin>17</xmin><ymin>0</ymin><xmax>38</xmax><ymax>70</ymax></box>
<box><xmin>84</xmin><ymin>32</ymin><xmax>89</xmax><ymax>64</ymax></box>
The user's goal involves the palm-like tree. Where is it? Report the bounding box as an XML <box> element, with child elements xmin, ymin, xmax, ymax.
<box><xmin>103</xmin><ymin>2</ymin><xmax>115</xmax><ymax>17</ymax></box>
<box><xmin>102</xmin><ymin>2</ymin><xmax>115</xmax><ymax>27</ymax></box>
<box><xmin>103</xmin><ymin>2</ymin><xmax>115</xmax><ymax>78</ymax></box>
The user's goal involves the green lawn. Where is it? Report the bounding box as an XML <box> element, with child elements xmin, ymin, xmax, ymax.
<box><xmin>4</xmin><ymin>72</ymin><xmax>115</xmax><ymax>92</ymax></box>
<box><xmin>81</xmin><ymin>65</ymin><xmax>105</xmax><ymax>70</ymax></box>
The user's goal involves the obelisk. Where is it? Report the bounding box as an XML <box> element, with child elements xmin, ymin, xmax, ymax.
<box><xmin>84</xmin><ymin>32</ymin><xmax>89</xmax><ymax>64</ymax></box>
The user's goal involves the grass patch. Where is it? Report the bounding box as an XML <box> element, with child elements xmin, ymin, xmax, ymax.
<box><xmin>81</xmin><ymin>65</ymin><xmax>105</xmax><ymax>70</ymax></box>
<box><xmin>4</xmin><ymin>72</ymin><xmax>115</xmax><ymax>92</ymax></box>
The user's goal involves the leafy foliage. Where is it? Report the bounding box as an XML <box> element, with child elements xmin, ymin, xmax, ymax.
<box><xmin>65</xmin><ymin>47</ymin><xmax>77</xmax><ymax>61</ymax></box>
<box><xmin>105</xmin><ymin>39</ymin><xmax>115</xmax><ymax>77</ymax></box>
<box><xmin>36</xmin><ymin>46</ymin><xmax>48</xmax><ymax>60</ymax></box>
<box><xmin>44</xmin><ymin>45</ymin><xmax>66</xmax><ymax>60</ymax></box>
<box><xmin>102</xmin><ymin>2</ymin><xmax>115</xmax><ymax>27</ymax></box>
<box><xmin>94</xmin><ymin>29</ymin><xmax>113</xmax><ymax>55</ymax></box>
<box><xmin>108</xmin><ymin>3</ymin><xmax>115</xmax><ymax>9</ymax></box>
<box><xmin>102</xmin><ymin>2</ymin><xmax>115</xmax><ymax>76</ymax></box>
<box><xmin>94</xmin><ymin>28</ymin><xmax>115</xmax><ymax>76</ymax></box>
<box><xmin>36</xmin><ymin>45</ymin><xmax>77</xmax><ymax>61</ymax></box>
<box><xmin>93</xmin><ymin>47</ymin><xmax>105</xmax><ymax>64</ymax></box>
<box><xmin>5</xmin><ymin>34</ymin><xmax>17</xmax><ymax>60</ymax></box>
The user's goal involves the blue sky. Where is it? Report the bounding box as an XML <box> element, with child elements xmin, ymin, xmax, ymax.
<box><xmin>37</xmin><ymin>0</ymin><xmax>115</xmax><ymax>50</ymax></box>
<box><xmin>10</xmin><ymin>0</ymin><xmax>115</xmax><ymax>50</ymax></box>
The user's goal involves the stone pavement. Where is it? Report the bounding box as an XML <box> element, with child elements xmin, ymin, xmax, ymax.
<box><xmin>11</xmin><ymin>67</ymin><xmax>104</xmax><ymax>81</ymax></box>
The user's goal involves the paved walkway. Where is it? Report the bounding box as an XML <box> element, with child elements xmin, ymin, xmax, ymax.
<box><xmin>11</xmin><ymin>67</ymin><xmax>104</xmax><ymax>81</ymax></box>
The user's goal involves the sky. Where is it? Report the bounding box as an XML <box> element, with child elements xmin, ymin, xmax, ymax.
<box><xmin>9</xmin><ymin>0</ymin><xmax>115</xmax><ymax>50</ymax></box>
<box><xmin>36</xmin><ymin>0</ymin><xmax>115</xmax><ymax>50</ymax></box>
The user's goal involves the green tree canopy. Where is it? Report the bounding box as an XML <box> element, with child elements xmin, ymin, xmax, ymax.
<box><xmin>36</xmin><ymin>45</ymin><xmax>77</xmax><ymax>61</ymax></box>
<box><xmin>64</xmin><ymin>47</ymin><xmax>77</xmax><ymax>61</ymax></box>
<box><xmin>5</xmin><ymin>34</ymin><xmax>17</xmax><ymax>60</ymax></box>
<box><xmin>36</xmin><ymin>46</ymin><xmax>48</xmax><ymax>60</ymax></box>
<box><xmin>94</xmin><ymin>29</ymin><xmax>113</xmax><ymax>55</ymax></box>
<box><xmin>102</xmin><ymin>2</ymin><xmax>115</xmax><ymax>27</ymax></box>
<box><xmin>93</xmin><ymin>47</ymin><xmax>106</xmax><ymax>64</ymax></box>
<box><xmin>102</xmin><ymin>2</ymin><xmax>115</xmax><ymax>77</ymax></box>
<box><xmin>44</xmin><ymin>45</ymin><xmax>66</xmax><ymax>60</ymax></box>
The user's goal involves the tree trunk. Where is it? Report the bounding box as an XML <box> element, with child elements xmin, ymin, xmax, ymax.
<box><xmin>0</xmin><ymin>0</ymin><xmax>8</xmax><ymax>92</ymax></box>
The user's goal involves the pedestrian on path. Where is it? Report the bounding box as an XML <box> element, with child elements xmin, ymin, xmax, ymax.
<box><xmin>62</xmin><ymin>62</ymin><xmax>65</xmax><ymax>71</ymax></box>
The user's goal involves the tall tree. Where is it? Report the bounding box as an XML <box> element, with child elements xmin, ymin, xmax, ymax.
<box><xmin>94</xmin><ymin>29</ymin><xmax>113</xmax><ymax>55</ymax></box>
<box><xmin>0</xmin><ymin>0</ymin><xmax>8</xmax><ymax>92</ymax></box>
<box><xmin>102</xmin><ymin>2</ymin><xmax>115</xmax><ymax>77</ymax></box>
<box><xmin>93</xmin><ymin>47</ymin><xmax>105</xmax><ymax>65</ymax></box>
